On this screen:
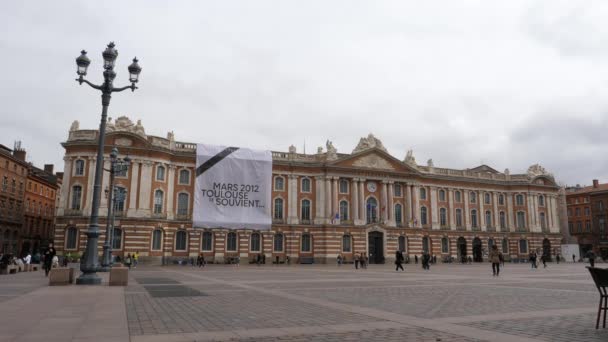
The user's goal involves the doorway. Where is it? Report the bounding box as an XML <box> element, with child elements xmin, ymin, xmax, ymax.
<box><xmin>543</xmin><ymin>238</ymin><xmax>552</xmax><ymax>261</ymax></box>
<box><xmin>473</xmin><ymin>237</ymin><xmax>482</xmax><ymax>262</ymax></box>
<box><xmin>368</xmin><ymin>231</ymin><xmax>384</xmax><ymax>264</ymax></box>
<box><xmin>457</xmin><ymin>237</ymin><xmax>467</xmax><ymax>263</ymax></box>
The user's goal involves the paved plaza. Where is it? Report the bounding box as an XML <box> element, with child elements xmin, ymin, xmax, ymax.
<box><xmin>1</xmin><ymin>262</ymin><xmax>607</xmax><ymax>342</ymax></box>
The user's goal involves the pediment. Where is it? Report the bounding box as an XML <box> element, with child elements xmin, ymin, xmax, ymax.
<box><xmin>330</xmin><ymin>148</ymin><xmax>418</xmax><ymax>173</ymax></box>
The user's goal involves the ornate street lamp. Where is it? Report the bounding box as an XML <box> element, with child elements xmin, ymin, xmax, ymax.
<box><xmin>100</xmin><ymin>147</ymin><xmax>130</xmax><ymax>271</ymax></box>
<box><xmin>74</xmin><ymin>42</ymin><xmax>141</xmax><ymax>285</ymax></box>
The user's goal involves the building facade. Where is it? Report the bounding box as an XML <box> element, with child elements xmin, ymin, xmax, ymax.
<box><xmin>0</xmin><ymin>143</ymin><xmax>59</xmax><ymax>256</ymax></box>
<box><xmin>567</xmin><ymin>180</ymin><xmax>608</xmax><ymax>260</ymax></box>
<box><xmin>54</xmin><ymin>117</ymin><xmax>563</xmax><ymax>264</ymax></box>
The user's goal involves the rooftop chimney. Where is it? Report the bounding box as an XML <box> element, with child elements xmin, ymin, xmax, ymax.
<box><xmin>593</xmin><ymin>179</ymin><xmax>599</xmax><ymax>188</ymax></box>
<box><xmin>44</xmin><ymin>164</ymin><xmax>54</xmax><ymax>174</ymax></box>
<box><xmin>12</xmin><ymin>140</ymin><xmax>26</xmax><ymax>161</ymax></box>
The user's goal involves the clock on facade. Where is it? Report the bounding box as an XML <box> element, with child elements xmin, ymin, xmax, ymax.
<box><xmin>366</xmin><ymin>182</ymin><xmax>377</xmax><ymax>192</ymax></box>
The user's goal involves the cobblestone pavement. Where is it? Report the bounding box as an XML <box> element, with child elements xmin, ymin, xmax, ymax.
<box><xmin>2</xmin><ymin>262</ymin><xmax>607</xmax><ymax>341</ymax></box>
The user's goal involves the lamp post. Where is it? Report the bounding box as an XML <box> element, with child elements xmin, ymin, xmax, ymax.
<box><xmin>75</xmin><ymin>42</ymin><xmax>141</xmax><ymax>285</ymax></box>
<box><xmin>100</xmin><ymin>147</ymin><xmax>130</xmax><ymax>271</ymax></box>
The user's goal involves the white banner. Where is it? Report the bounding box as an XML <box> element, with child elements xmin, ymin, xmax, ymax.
<box><xmin>193</xmin><ymin>144</ymin><xmax>272</xmax><ymax>230</ymax></box>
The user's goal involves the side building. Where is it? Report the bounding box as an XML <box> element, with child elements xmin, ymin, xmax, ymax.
<box><xmin>54</xmin><ymin>117</ymin><xmax>564</xmax><ymax>264</ymax></box>
<box><xmin>566</xmin><ymin>180</ymin><xmax>608</xmax><ymax>260</ymax></box>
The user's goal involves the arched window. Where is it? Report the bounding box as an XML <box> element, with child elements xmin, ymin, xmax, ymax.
<box><xmin>439</xmin><ymin>190</ymin><xmax>446</xmax><ymax>202</ymax></box>
<box><xmin>112</xmin><ymin>228</ymin><xmax>122</xmax><ymax>250</ymax></box>
<box><xmin>115</xmin><ymin>187</ymin><xmax>127</xmax><ymax>212</ymax></box>
<box><xmin>420</xmin><ymin>187</ymin><xmax>427</xmax><ymax>200</ymax></box>
<box><xmin>66</xmin><ymin>227</ymin><xmax>77</xmax><ymax>250</ymax></box>
<box><xmin>179</xmin><ymin>169</ymin><xmax>190</xmax><ymax>184</ymax></box>
<box><xmin>502</xmin><ymin>238</ymin><xmax>508</xmax><ymax>253</ymax></box>
<box><xmin>154</xmin><ymin>190</ymin><xmax>164</xmax><ymax>214</ymax></box>
<box><xmin>339</xmin><ymin>200</ymin><xmax>349</xmax><ymax>221</ymax></box>
<box><xmin>498</xmin><ymin>194</ymin><xmax>505</xmax><ymax>205</ymax></box>
<box><xmin>499</xmin><ymin>211</ymin><xmax>506</xmax><ymax>230</ymax></box>
<box><xmin>441</xmin><ymin>237</ymin><xmax>449</xmax><ymax>253</ymax></box>
<box><xmin>152</xmin><ymin>229</ymin><xmax>163</xmax><ymax>250</ymax></box>
<box><xmin>342</xmin><ymin>235</ymin><xmax>351</xmax><ymax>252</ymax></box>
<box><xmin>455</xmin><ymin>191</ymin><xmax>461</xmax><ymax>202</ymax></box>
<box><xmin>394</xmin><ymin>204</ymin><xmax>403</xmax><ymax>225</ymax></box>
<box><xmin>156</xmin><ymin>165</ymin><xmax>165</xmax><ymax>181</ymax></box>
<box><xmin>420</xmin><ymin>206</ymin><xmax>428</xmax><ymax>225</ymax></box>
<box><xmin>274</xmin><ymin>176</ymin><xmax>284</xmax><ymax>191</ymax></box>
<box><xmin>538</xmin><ymin>195</ymin><xmax>545</xmax><ymax>206</ymax></box>
<box><xmin>201</xmin><ymin>231</ymin><xmax>213</xmax><ymax>251</ymax></box>
<box><xmin>177</xmin><ymin>193</ymin><xmax>189</xmax><ymax>216</ymax></box>
<box><xmin>398</xmin><ymin>236</ymin><xmax>406</xmax><ymax>252</ymax></box>
<box><xmin>471</xmin><ymin>210</ymin><xmax>478</xmax><ymax>228</ymax></box>
<box><xmin>301</xmin><ymin>233</ymin><xmax>311</xmax><ymax>252</ymax></box>
<box><xmin>456</xmin><ymin>209</ymin><xmax>463</xmax><ymax>227</ymax></box>
<box><xmin>519</xmin><ymin>239</ymin><xmax>528</xmax><ymax>254</ymax></box>
<box><xmin>227</xmin><ymin>232</ymin><xmax>237</xmax><ymax>251</ymax></box>
<box><xmin>339</xmin><ymin>179</ymin><xmax>348</xmax><ymax>194</ymax></box>
<box><xmin>74</xmin><ymin>160</ymin><xmax>85</xmax><ymax>176</ymax></box>
<box><xmin>274</xmin><ymin>198</ymin><xmax>284</xmax><ymax>219</ymax></box>
<box><xmin>540</xmin><ymin>212</ymin><xmax>546</xmax><ymax>230</ymax></box>
<box><xmin>516</xmin><ymin>211</ymin><xmax>526</xmax><ymax>230</ymax></box>
<box><xmin>516</xmin><ymin>194</ymin><xmax>524</xmax><ymax>206</ymax></box>
<box><xmin>440</xmin><ymin>208</ymin><xmax>447</xmax><ymax>227</ymax></box>
<box><xmin>484</xmin><ymin>193</ymin><xmax>491</xmax><ymax>204</ymax></box>
<box><xmin>251</xmin><ymin>233</ymin><xmax>261</xmax><ymax>252</ymax></box>
<box><xmin>273</xmin><ymin>233</ymin><xmax>284</xmax><ymax>252</ymax></box>
<box><xmin>470</xmin><ymin>192</ymin><xmax>476</xmax><ymax>203</ymax></box>
<box><xmin>488</xmin><ymin>238</ymin><xmax>495</xmax><ymax>249</ymax></box>
<box><xmin>485</xmin><ymin>210</ymin><xmax>492</xmax><ymax>227</ymax></box>
<box><xmin>71</xmin><ymin>185</ymin><xmax>82</xmax><ymax>210</ymax></box>
<box><xmin>301</xmin><ymin>199</ymin><xmax>311</xmax><ymax>221</ymax></box>
<box><xmin>301</xmin><ymin>178</ymin><xmax>311</xmax><ymax>193</ymax></box>
<box><xmin>366</xmin><ymin>197</ymin><xmax>378</xmax><ymax>224</ymax></box>
<box><xmin>175</xmin><ymin>230</ymin><xmax>187</xmax><ymax>251</ymax></box>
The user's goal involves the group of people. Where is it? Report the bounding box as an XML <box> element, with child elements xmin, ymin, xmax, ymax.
<box><xmin>118</xmin><ymin>251</ymin><xmax>139</xmax><ymax>269</ymax></box>
<box><xmin>336</xmin><ymin>252</ymin><xmax>369</xmax><ymax>269</ymax></box>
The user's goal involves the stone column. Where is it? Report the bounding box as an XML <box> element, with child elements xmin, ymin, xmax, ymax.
<box><xmin>58</xmin><ymin>157</ymin><xmax>72</xmax><ymax>215</ymax></box>
<box><xmin>138</xmin><ymin>161</ymin><xmax>153</xmax><ymax>216</ymax></box>
<box><xmin>527</xmin><ymin>193</ymin><xmax>535</xmax><ymax>231</ymax></box>
<box><xmin>166</xmin><ymin>165</ymin><xmax>176</xmax><ymax>219</ymax></box>
<box><xmin>332</xmin><ymin>177</ymin><xmax>339</xmax><ymax>224</ymax></box>
<box><xmin>448</xmin><ymin>188</ymin><xmax>454</xmax><ymax>229</ymax></box>
<box><xmin>127</xmin><ymin>161</ymin><xmax>140</xmax><ymax>216</ymax></box>
<box><xmin>551</xmin><ymin>195</ymin><xmax>559</xmax><ymax>233</ymax></box>
<box><xmin>413</xmin><ymin>184</ymin><xmax>420</xmax><ymax>228</ymax></box>
<box><xmin>99</xmin><ymin>159</ymin><xmax>111</xmax><ymax>216</ymax></box>
<box><xmin>430</xmin><ymin>187</ymin><xmax>439</xmax><ymax>229</ymax></box>
<box><xmin>381</xmin><ymin>181</ymin><xmax>388</xmax><ymax>223</ymax></box>
<box><xmin>352</xmin><ymin>178</ymin><xmax>360</xmax><ymax>225</ymax></box>
<box><xmin>287</xmin><ymin>175</ymin><xmax>298</xmax><ymax>224</ymax></box>
<box><xmin>479</xmin><ymin>190</ymin><xmax>485</xmax><ymax>231</ymax></box>
<box><xmin>314</xmin><ymin>176</ymin><xmax>325</xmax><ymax>224</ymax></box>
<box><xmin>325</xmin><ymin>177</ymin><xmax>332</xmax><ymax>223</ymax></box>
<box><xmin>405</xmin><ymin>183</ymin><xmax>412</xmax><ymax>226</ymax></box>
<box><xmin>83</xmin><ymin>156</ymin><xmax>96</xmax><ymax>216</ymax></box>
<box><xmin>387</xmin><ymin>181</ymin><xmax>395</xmax><ymax>227</ymax></box>
<box><xmin>359</xmin><ymin>179</ymin><xmax>366</xmax><ymax>224</ymax></box>
<box><xmin>507</xmin><ymin>193</ymin><xmax>515</xmax><ymax>232</ymax></box>
<box><xmin>493</xmin><ymin>192</ymin><xmax>499</xmax><ymax>230</ymax></box>
<box><xmin>464</xmin><ymin>190</ymin><xmax>471</xmax><ymax>230</ymax></box>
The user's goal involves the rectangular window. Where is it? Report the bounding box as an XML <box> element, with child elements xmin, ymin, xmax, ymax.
<box><xmin>273</xmin><ymin>234</ymin><xmax>284</xmax><ymax>252</ymax></box>
<box><xmin>227</xmin><ymin>233</ymin><xmax>237</xmax><ymax>251</ymax></box>
<box><xmin>394</xmin><ymin>184</ymin><xmax>402</xmax><ymax>197</ymax></box>
<box><xmin>519</xmin><ymin>240</ymin><xmax>528</xmax><ymax>254</ymax></box>
<box><xmin>339</xmin><ymin>180</ymin><xmax>348</xmax><ymax>194</ymax></box>
<box><xmin>575</xmin><ymin>208</ymin><xmax>580</xmax><ymax>216</ymax></box>
<box><xmin>585</xmin><ymin>207</ymin><xmax>590</xmax><ymax>216</ymax></box>
<box><xmin>441</xmin><ymin>238</ymin><xmax>449</xmax><ymax>253</ymax></box>
<box><xmin>301</xmin><ymin>234</ymin><xmax>311</xmax><ymax>252</ymax></box>
<box><xmin>342</xmin><ymin>235</ymin><xmax>351</xmax><ymax>252</ymax></box>
<box><xmin>577</xmin><ymin>221</ymin><xmax>582</xmax><ymax>233</ymax></box>
<box><xmin>569</xmin><ymin>221</ymin><xmax>574</xmax><ymax>233</ymax></box>
<box><xmin>201</xmin><ymin>232</ymin><xmax>213</xmax><ymax>251</ymax></box>
<box><xmin>586</xmin><ymin>221</ymin><xmax>591</xmax><ymax>232</ymax></box>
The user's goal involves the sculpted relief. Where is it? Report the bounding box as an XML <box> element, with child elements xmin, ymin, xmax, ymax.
<box><xmin>352</xmin><ymin>154</ymin><xmax>395</xmax><ymax>170</ymax></box>
<box><xmin>352</xmin><ymin>133</ymin><xmax>387</xmax><ymax>154</ymax></box>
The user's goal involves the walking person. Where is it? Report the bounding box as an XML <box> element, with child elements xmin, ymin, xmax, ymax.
<box><xmin>395</xmin><ymin>250</ymin><xmax>404</xmax><ymax>271</ymax></box>
<box><xmin>489</xmin><ymin>245</ymin><xmax>501</xmax><ymax>276</ymax></box>
<box><xmin>541</xmin><ymin>254</ymin><xmax>547</xmax><ymax>268</ymax></box>
<box><xmin>360</xmin><ymin>253</ymin><xmax>367</xmax><ymax>269</ymax></box>
<box><xmin>354</xmin><ymin>252</ymin><xmax>360</xmax><ymax>269</ymax></box>
<box><xmin>43</xmin><ymin>243</ymin><xmax>56</xmax><ymax>277</ymax></box>
<box><xmin>586</xmin><ymin>250</ymin><xmax>596</xmax><ymax>268</ymax></box>
<box><xmin>572</xmin><ymin>254</ymin><xmax>576</xmax><ymax>263</ymax></box>
<box><xmin>414</xmin><ymin>255</ymin><xmax>418</xmax><ymax>264</ymax></box>
<box><xmin>125</xmin><ymin>253</ymin><xmax>132</xmax><ymax>269</ymax></box>
<box><xmin>133</xmin><ymin>251</ymin><xmax>139</xmax><ymax>268</ymax></box>
<box><xmin>337</xmin><ymin>253</ymin><xmax>342</xmax><ymax>266</ymax></box>
<box><xmin>556</xmin><ymin>254</ymin><xmax>560</xmax><ymax>264</ymax></box>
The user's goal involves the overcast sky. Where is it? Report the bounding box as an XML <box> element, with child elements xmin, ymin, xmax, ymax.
<box><xmin>1</xmin><ymin>1</ymin><xmax>607</xmax><ymax>186</ymax></box>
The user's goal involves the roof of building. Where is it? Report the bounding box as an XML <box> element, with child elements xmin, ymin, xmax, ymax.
<box><xmin>566</xmin><ymin>183</ymin><xmax>608</xmax><ymax>196</ymax></box>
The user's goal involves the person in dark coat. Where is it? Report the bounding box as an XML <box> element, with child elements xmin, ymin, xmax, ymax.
<box><xmin>354</xmin><ymin>252</ymin><xmax>360</xmax><ymax>269</ymax></box>
<box><xmin>586</xmin><ymin>250</ymin><xmax>596</xmax><ymax>268</ymax></box>
<box><xmin>414</xmin><ymin>255</ymin><xmax>418</xmax><ymax>264</ymax></box>
<box><xmin>489</xmin><ymin>245</ymin><xmax>501</xmax><ymax>276</ymax></box>
<box><xmin>395</xmin><ymin>250</ymin><xmax>404</xmax><ymax>271</ymax></box>
<box><xmin>43</xmin><ymin>243</ymin><xmax>56</xmax><ymax>277</ymax></box>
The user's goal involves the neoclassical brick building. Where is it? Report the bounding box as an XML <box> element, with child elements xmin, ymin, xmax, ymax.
<box><xmin>54</xmin><ymin>117</ymin><xmax>563</xmax><ymax>264</ymax></box>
